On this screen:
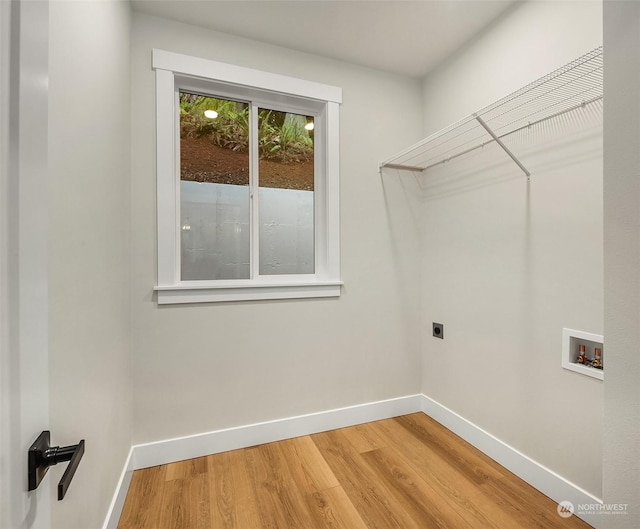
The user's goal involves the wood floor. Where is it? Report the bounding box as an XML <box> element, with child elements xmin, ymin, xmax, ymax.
<box><xmin>118</xmin><ymin>413</ymin><xmax>592</xmax><ymax>529</ymax></box>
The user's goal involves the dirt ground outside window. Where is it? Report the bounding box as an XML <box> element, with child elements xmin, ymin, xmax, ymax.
<box><xmin>181</xmin><ymin>136</ymin><xmax>314</xmax><ymax>191</ymax></box>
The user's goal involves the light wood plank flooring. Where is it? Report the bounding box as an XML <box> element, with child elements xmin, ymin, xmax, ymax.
<box><xmin>118</xmin><ymin>413</ymin><xmax>592</xmax><ymax>529</ymax></box>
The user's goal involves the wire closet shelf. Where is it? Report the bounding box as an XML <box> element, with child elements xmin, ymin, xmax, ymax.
<box><xmin>380</xmin><ymin>46</ymin><xmax>603</xmax><ymax>180</ymax></box>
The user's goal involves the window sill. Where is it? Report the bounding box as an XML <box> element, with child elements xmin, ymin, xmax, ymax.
<box><xmin>155</xmin><ymin>280</ymin><xmax>343</xmax><ymax>304</ymax></box>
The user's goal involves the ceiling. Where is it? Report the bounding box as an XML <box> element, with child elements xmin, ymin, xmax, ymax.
<box><xmin>131</xmin><ymin>0</ymin><xmax>517</xmax><ymax>78</ymax></box>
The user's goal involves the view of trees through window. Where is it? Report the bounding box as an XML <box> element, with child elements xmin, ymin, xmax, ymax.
<box><xmin>179</xmin><ymin>92</ymin><xmax>314</xmax><ymax>191</ymax></box>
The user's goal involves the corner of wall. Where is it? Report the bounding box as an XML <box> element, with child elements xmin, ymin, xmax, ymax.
<box><xmin>603</xmin><ymin>2</ymin><xmax>640</xmax><ymax>526</ymax></box>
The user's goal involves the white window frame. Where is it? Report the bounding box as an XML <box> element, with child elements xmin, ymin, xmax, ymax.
<box><xmin>152</xmin><ymin>49</ymin><xmax>342</xmax><ymax>304</ymax></box>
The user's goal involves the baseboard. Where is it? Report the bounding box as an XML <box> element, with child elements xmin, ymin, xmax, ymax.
<box><xmin>107</xmin><ymin>394</ymin><xmax>602</xmax><ymax>529</ymax></box>
<box><xmin>131</xmin><ymin>394</ymin><xmax>423</xmax><ymax>470</ymax></box>
<box><xmin>420</xmin><ymin>394</ymin><xmax>603</xmax><ymax>529</ymax></box>
<box><xmin>102</xmin><ymin>447</ymin><xmax>134</xmax><ymax>529</ymax></box>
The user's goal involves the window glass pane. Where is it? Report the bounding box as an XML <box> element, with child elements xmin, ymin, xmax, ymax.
<box><xmin>179</xmin><ymin>92</ymin><xmax>250</xmax><ymax>280</ymax></box>
<box><xmin>258</xmin><ymin>109</ymin><xmax>314</xmax><ymax>275</ymax></box>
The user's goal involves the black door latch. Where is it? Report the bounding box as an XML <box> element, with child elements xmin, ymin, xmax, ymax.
<box><xmin>28</xmin><ymin>431</ymin><xmax>85</xmax><ymax>500</ymax></box>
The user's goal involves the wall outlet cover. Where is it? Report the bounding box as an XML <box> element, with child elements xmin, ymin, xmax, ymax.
<box><xmin>433</xmin><ymin>323</ymin><xmax>444</xmax><ymax>339</ymax></box>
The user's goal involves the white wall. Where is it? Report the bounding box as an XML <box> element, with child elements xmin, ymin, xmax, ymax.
<box><xmin>48</xmin><ymin>2</ymin><xmax>132</xmax><ymax>528</ymax></box>
<box><xmin>603</xmin><ymin>2</ymin><xmax>640</xmax><ymax>526</ymax></box>
<box><xmin>422</xmin><ymin>1</ymin><xmax>603</xmax><ymax>133</ymax></box>
<box><xmin>420</xmin><ymin>0</ymin><xmax>603</xmax><ymax>498</ymax></box>
<box><xmin>130</xmin><ymin>13</ymin><xmax>423</xmax><ymax>444</ymax></box>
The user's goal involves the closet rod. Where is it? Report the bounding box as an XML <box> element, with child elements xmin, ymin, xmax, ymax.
<box><xmin>387</xmin><ymin>94</ymin><xmax>602</xmax><ymax>174</ymax></box>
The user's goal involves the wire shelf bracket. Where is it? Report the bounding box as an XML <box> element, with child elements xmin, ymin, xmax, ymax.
<box><xmin>474</xmin><ymin>114</ymin><xmax>531</xmax><ymax>180</ymax></box>
<box><xmin>379</xmin><ymin>46</ymin><xmax>603</xmax><ymax>181</ymax></box>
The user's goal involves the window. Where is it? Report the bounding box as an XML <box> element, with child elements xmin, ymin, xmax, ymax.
<box><xmin>153</xmin><ymin>50</ymin><xmax>342</xmax><ymax>303</ymax></box>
